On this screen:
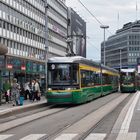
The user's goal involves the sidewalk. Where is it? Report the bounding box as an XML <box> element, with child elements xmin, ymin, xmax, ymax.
<box><xmin>0</xmin><ymin>96</ymin><xmax>47</xmax><ymax>116</ymax></box>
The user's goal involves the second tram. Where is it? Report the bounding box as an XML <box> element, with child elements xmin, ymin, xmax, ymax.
<box><xmin>47</xmin><ymin>56</ymin><xmax>119</xmax><ymax>104</ymax></box>
<box><xmin>120</xmin><ymin>69</ymin><xmax>140</xmax><ymax>93</ymax></box>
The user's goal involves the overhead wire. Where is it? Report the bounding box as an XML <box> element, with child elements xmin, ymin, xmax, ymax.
<box><xmin>77</xmin><ymin>0</ymin><xmax>113</xmax><ymax>36</ymax></box>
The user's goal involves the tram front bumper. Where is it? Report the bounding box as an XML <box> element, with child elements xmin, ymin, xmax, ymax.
<box><xmin>47</xmin><ymin>92</ymin><xmax>73</xmax><ymax>103</ymax></box>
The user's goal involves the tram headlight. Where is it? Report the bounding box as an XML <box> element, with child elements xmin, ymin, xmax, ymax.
<box><xmin>66</xmin><ymin>88</ymin><xmax>76</xmax><ymax>90</ymax></box>
<box><xmin>48</xmin><ymin>88</ymin><xmax>52</xmax><ymax>91</ymax></box>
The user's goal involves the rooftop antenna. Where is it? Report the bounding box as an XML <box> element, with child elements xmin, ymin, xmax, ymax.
<box><xmin>117</xmin><ymin>12</ymin><xmax>120</xmax><ymax>30</ymax></box>
<box><xmin>136</xmin><ymin>0</ymin><xmax>138</xmax><ymax>21</ymax></box>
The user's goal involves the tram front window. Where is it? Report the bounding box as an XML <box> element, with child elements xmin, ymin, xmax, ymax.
<box><xmin>48</xmin><ymin>64</ymin><xmax>79</xmax><ymax>88</ymax></box>
<box><xmin>121</xmin><ymin>73</ymin><xmax>134</xmax><ymax>85</ymax></box>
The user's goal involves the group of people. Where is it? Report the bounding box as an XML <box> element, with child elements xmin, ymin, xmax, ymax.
<box><xmin>3</xmin><ymin>78</ymin><xmax>41</xmax><ymax>106</ymax></box>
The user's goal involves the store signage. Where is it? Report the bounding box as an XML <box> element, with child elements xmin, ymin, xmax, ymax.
<box><xmin>51</xmin><ymin>25</ymin><xmax>66</xmax><ymax>37</ymax></box>
<box><xmin>7</xmin><ymin>64</ymin><xmax>13</xmax><ymax>69</ymax></box>
<box><xmin>21</xmin><ymin>65</ymin><xmax>26</xmax><ymax>71</ymax></box>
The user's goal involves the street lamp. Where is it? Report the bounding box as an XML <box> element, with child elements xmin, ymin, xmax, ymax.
<box><xmin>45</xmin><ymin>0</ymin><xmax>49</xmax><ymax>91</ymax></box>
<box><xmin>120</xmin><ymin>49</ymin><xmax>122</xmax><ymax>70</ymax></box>
<box><xmin>100</xmin><ymin>25</ymin><xmax>109</xmax><ymax>66</ymax></box>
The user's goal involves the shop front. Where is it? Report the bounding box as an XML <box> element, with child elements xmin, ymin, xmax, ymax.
<box><xmin>0</xmin><ymin>44</ymin><xmax>8</xmax><ymax>105</ymax></box>
<box><xmin>5</xmin><ymin>56</ymin><xmax>45</xmax><ymax>86</ymax></box>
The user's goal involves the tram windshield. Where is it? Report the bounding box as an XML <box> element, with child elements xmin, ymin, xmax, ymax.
<box><xmin>48</xmin><ymin>63</ymin><xmax>79</xmax><ymax>88</ymax></box>
<box><xmin>121</xmin><ymin>72</ymin><xmax>134</xmax><ymax>85</ymax></box>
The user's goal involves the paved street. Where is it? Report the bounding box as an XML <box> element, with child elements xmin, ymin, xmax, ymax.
<box><xmin>0</xmin><ymin>92</ymin><xmax>140</xmax><ymax>140</ymax></box>
<box><xmin>0</xmin><ymin>93</ymin><xmax>129</xmax><ymax>140</ymax></box>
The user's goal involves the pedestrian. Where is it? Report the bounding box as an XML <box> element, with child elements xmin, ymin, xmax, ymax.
<box><xmin>19</xmin><ymin>84</ymin><xmax>25</xmax><ymax>106</ymax></box>
<box><xmin>36</xmin><ymin>79</ymin><xmax>41</xmax><ymax>100</ymax></box>
<box><xmin>31</xmin><ymin>79</ymin><xmax>41</xmax><ymax>102</ymax></box>
<box><xmin>11</xmin><ymin>78</ymin><xmax>20</xmax><ymax>106</ymax></box>
<box><xmin>3</xmin><ymin>79</ymin><xmax>11</xmax><ymax>103</ymax></box>
<box><xmin>31</xmin><ymin>79</ymin><xmax>36</xmax><ymax>102</ymax></box>
<box><xmin>24</xmin><ymin>81</ymin><xmax>30</xmax><ymax>100</ymax></box>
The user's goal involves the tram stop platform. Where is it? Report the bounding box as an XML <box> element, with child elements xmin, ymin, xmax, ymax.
<box><xmin>0</xmin><ymin>96</ymin><xmax>47</xmax><ymax>117</ymax></box>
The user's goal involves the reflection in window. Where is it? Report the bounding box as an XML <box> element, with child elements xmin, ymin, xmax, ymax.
<box><xmin>81</xmin><ymin>70</ymin><xmax>101</xmax><ymax>87</ymax></box>
<box><xmin>48</xmin><ymin>64</ymin><xmax>79</xmax><ymax>86</ymax></box>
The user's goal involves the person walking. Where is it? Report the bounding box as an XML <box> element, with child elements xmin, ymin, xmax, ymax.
<box><xmin>11</xmin><ymin>78</ymin><xmax>20</xmax><ymax>106</ymax></box>
<box><xmin>31</xmin><ymin>80</ymin><xmax>36</xmax><ymax>102</ymax></box>
<box><xmin>19</xmin><ymin>84</ymin><xmax>25</xmax><ymax>106</ymax></box>
<box><xmin>3</xmin><ymin>80</ymin><xmax>11</xmax><ymax>103</ymax></box>
<box><xmin>24</xmin><ymin>81</ymin><xmax>30</xmax><ymax>100</ymax></box>
<box><xmin>31</xmin><ymin>79</ymin><xmax>41</xmax><ymax>102</ymax></box>
<box><xmin>36</xmin><ymin>79</ymin><xmax>41</xmax><ymax>100</ymax></box>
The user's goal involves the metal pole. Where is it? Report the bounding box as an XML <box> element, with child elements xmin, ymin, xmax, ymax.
<box><xmin>120</xmin><ymin>49</ymin><xmax>122</xmax><ymax>70</ymax></box>
<box><xmin>45</xmin><ymin>0</ymin><xmax>49</xmax><ymax>91</ymax></box>
<box><xmin>103</xmin><ymin>28</ymin><xmax>105</xmax><ymax>65</ymax></box>
<box><xmin>100</xmin><ymin>25</ymin><xmax>109</xmax><ymax>66</ymax></box>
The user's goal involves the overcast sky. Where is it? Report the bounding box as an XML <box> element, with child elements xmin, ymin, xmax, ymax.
<box><xmin>66</xmin><ymin>0</ymin><xmax>140</xmax><ymax>61</ymax></box>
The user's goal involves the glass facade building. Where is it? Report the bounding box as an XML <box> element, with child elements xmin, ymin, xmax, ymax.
<box><xmin>0</xmin><ymin>0</ymin><xmax>46</xmax><ymax>84</ymax></box>
<box><xmin>101</xmin><ymin>21</ymin><xmax>140</xmax><ymax>70</ymax></box>
<box><xmin>0</xmin><ymin>0</ymin><xmax>67</xmax><ymax>86</ymax></box>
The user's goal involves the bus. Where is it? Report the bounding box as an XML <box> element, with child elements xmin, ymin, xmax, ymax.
<box><xmin>47</xmin><ymin>56</ymin><xmax>119</xmax><ymax>104</ymax></box>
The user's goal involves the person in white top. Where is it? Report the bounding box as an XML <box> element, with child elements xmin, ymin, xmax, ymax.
<box><xmin>24</xmin><ymin>81</ymin><xmax>30</xmax><ymax>100</ymax></box>
<box><xmin>31</xmin><ymin>79</ymin><xmax>41</xmax><ymax>101</ymax></box>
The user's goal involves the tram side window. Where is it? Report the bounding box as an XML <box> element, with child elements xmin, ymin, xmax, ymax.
<box><xmin>113</xmin><ymin>76</ymin><xmax>118</xmax><ymax>85</ymax></box>
<box><xmin>90</xmin><ymin>71</ymin><xmax>101</xmax><ymax>85</ymax></box>
<box><xmin>102</xmin><ymin>73</ymin><xmax>111</xmax><ymax>84</ymax></box>
<box><xmin>81</xmin><ymin>70</ymin><xmax>91</xmax><ymax>87</ymax></box>
<box><xmin>71</xmin><ymin>64</ymin><xmax>79</xmax><ymax>84</ymax></box>
<box><xmin>81</xmin><ymin>70</ymin><xmax>101</xmax><ymax>87</ymax></box>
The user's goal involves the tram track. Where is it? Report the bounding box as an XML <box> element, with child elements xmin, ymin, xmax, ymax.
<box><xmin>0</xmin><ymin>92</ymin><xmax>130</xmax><ymax>138</ymax></box>
<box><xmin>39</xmin><ymin>93</ymin><xmax>129</xmax><ymax>140</ymax></box>
<box><xmin>0</xmin><ymin>104</ymin><xmax>72</xmax><ymax>133</ymax></box>
<box><xmin>77</xmin><ymin>93</ymin><xmax>133</xmax><ymax>140</ymax></box>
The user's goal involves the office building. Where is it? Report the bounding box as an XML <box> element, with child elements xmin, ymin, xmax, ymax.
<box><xmin>0</xmin><ymin>0</ymin><xmax>68</xmax><ymax>86</ymax></box>
<box><xmin>101</xmin><ymin>20</ymin><xmax>140</xmax><ymax>69</ymax></box>
<box><xmin>47</xmin><ymin>0</ymin><xmax>67</xmax><ymax>57</ymax></box>
<box><xmin>0</xmin><ymin>0</ymin><xmax>46</xmax><ymax>85</ymax></box>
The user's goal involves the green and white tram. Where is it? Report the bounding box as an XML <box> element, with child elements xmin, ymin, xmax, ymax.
<box><xmin>120</xmin><ymin>69</ymin><xmax>139</xmax><ymax>93</ymax></box>
<box><xmin>47</xmin><ymin>56</ymin><xmax>119</xmax><ymax>104</ymax></box>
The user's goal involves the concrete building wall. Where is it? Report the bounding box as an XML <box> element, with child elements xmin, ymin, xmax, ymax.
<box><xmin>47</xmin><ymin>0</ymin><xmax>67</xmax><ymax>57</ymax></box>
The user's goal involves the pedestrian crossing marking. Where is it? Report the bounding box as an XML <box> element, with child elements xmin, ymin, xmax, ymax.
<box><xmin>20</xmin><ymin>134</ymin><xmax>46</xmax><ymax>140</ymax></box>
<box><xmin>3</xmin><ymin>133</ymin><xmax>137</xmax><ymax>140</ymax></box>
<box><xmin>0</xmin><ymin>134</ymin><xmax>13</xmax><ymax>140</ymax></box>
<box><xmin>54</xmin><ymin>134</ymin><xmax>78</xmax><ymax>140</ymax></box>
<box><xmin>116</xmin><ymin>132</ymin><xmax>136</xmax><ymax>140</ymax></box>
<box><xmin>85</xmin><ymin>133</ymin><xmax>106</xmax><ymax>140</ymax></box>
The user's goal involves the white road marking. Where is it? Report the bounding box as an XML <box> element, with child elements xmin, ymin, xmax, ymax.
<box><xmin>0</xmin><ymin>134</ymin><xmax>13</xmax><ymax>140</ymax></box>
<box><xmin>116</xmin><ymin>132</ymin><xmax>136</xmax><ymax>140</ymax></box>
<box><xmin>119</xmin><ymin>92</ymin><xmax>140</xmax><ymax>133</ymax></box>
<box><xmin>54</xmin><ymin>134</ymin><xmax>78</xmax><ymax>140</ymax></box>
<box><xmin>20</xmin><ymin>134</ymin><xmax>46</xmax><ymax>140</ymax></box>
<box><xmin>85</xmin><ymin>133</ymin><xmax>106</xmax><ymax>140</ymax></box>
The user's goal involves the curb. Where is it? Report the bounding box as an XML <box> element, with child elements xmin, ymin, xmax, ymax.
<box><xmin>0</xmin><ymin>101</ymin><xmax>47</xmax><ymax>118</ymax></box>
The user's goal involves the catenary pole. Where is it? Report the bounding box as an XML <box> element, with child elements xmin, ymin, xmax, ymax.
<box><xmin>45</xmin><ymin>0</ymin><xmax>49</xmax><ymax>91</ymax></box>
